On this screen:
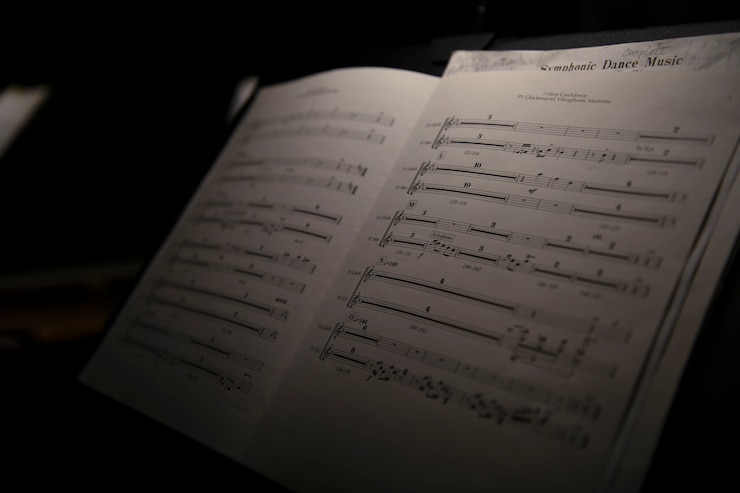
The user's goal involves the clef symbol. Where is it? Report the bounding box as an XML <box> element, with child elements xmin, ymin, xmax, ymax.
<box><xmin>362</xmin><ymin>266</ymin><xmax>375</xmax><ymax>282</ymax></box>
<box><xmin>318</xmin><ymin>347</ymin><xmax>333</xmax><ymax>361</ymax></box>
<box><xmin>332</xmin><ymin>323</ymin><xmax>345</xmax><ymax>339</ymax></box>
<box><xmin>347</xmin><ymin>293</ymin><xmax>361</xmax><ymax>308</ymax></box>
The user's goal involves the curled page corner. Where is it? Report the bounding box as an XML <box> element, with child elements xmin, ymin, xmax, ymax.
<box><xmin>226</xmin><ymin>76</ymin><xmax>260</xmax><ymax>124</ymax></box>
<box><xmin>0</xmin><ymin>84</ymin><xmax>50</xmax><ymax>159</ymax></box>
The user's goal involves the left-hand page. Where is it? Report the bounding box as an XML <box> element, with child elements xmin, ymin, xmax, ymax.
<box><xmin>78</xmin><ymin>67</ymin><xmax>439</xmax><ymax>461</ymax></box>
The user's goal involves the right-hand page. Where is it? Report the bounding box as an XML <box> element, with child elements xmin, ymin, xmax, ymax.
<box><xmin>248</xmin><ymin>68</ymin><xmax>740</xmax><ymax>493</ymax></box>
<box><xmin>444</xmin><ymin>32</ymin><xmax>740</xmax><ymax>492</ymax></box>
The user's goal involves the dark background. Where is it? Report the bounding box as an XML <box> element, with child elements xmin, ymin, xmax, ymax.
<box><xmin>2</xmin><ymin>2</ymin><xmax>739</xmax><ymax>491</ymax></box>
<box><xmin>3</xmin><ymin>2</ymin><xmax>739</xmax><ymax>275</ymax></box>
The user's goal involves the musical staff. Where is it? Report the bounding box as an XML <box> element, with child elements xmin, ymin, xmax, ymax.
<box><xmin>432</xmin><ymin>135</ymin><xmax>705</xmax><ymax>168</ymax></box>
<box><xmin>379</xmin><ymin>233</ymin><xmax>649</xmax><ymax>298</ymax></box>
<box><xmin>242</xmin><ymin>124</ymin><xmax>386</xmax><ymax>145</ymax></box>
<box><xmin>387</xmin><ymin>210</ymin><xmax>662</xmax><ymax>268</ymax></box>
<box><xmin>319</xmin><ymin>346</ymin><xmax>590</xmax><ymax>449</ymax></box>
<box><xmin>146</xmin><ymin>295</ymin><xmax>279</xmax><ymax>342</ymax></box>
<box><xmin>442</xmin><ymin>116</ymin><xmax>714</xmax><ymax>145</ymax></box>
<box><xmin>170</xmin><ymin>255</ymin><xmax>306</xmax><ymax>294</ymax></box>
<box><xmin>132</xmin><ymin>318</ymin><xmax>265</xmax><ymax>372</ymax></box>
<box><xmin>221</xmin><ymin>172</ymin><xmax>358</xmax><ymax>195</ymax></box>
<box><xmin>347</xmin><ymin>291</ymin><xmax>629</xmax><ymax>344</ymax></box>
<box><xmin>408</xmin><ymin>181</ymin><xmax>675</xmax><ymax>228</ymax></box>
<box><xmin>229</xmin><ymin>156</ymin><xmax>368</xmax><ymax>177</ymax></box>
<box><xmin>203</xmin><ymin>199</ymin><xmax>343</xmax><ymax>225</ymax></box>
<box><xmin>356</xmin><ymin>267</ymin><xmax>627</xmax><ymax>340</ymax></box>
<box><xmin>154</xmin><ymin>279</ymin><xmax>289</xmax><ymax>322</ymax></box>
<box><xmin>247</xmin><ymin>109</ymin><xmax>395</xmax><ymax>128</ymax></box>
<box><xmin>332</xmin><ymin>319</ymin><xmax>614</xmax><ymax>383</ymax></box>
<box><xmin>196</xmin><ymin>215</ymin><xmax>333</xmax><ymax>243</ymax></box>
<box><xmin>179</xmin><ymin>240</ymin><xmax>317</xmax><ymax>275</ymax></box>
<box><xmin>123</xmin><ymin>336</ymin><xmax>253</xmax><ymax>394</ymax></box>
<box><xmin>417</xmin><ymin>161</ymin><xmax>683</xmax><ymax>202</ymax></box>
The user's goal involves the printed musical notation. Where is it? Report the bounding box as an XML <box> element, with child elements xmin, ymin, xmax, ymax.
<box><xmin>221</xmin><ymin>172</ymin><xmax>358</xmax><ymax>195</ymax></box>
<box><xmin>416</xmin><ymin>161</ymin><xmax>684</xmax><ymax>202</ymax></box>
<box><xmin>333</xmin><ymin>311</ymin><xmax>615</xmax><ymax>378</ymax></box>
<box><xmin>386</xmin><ymin>211</ymin><xmax>662</xmax><ymax>268</ymax></box>
<box><xmin>431</xmin><ymin>135</ymin><xmax>705</xmax><ymax>168</ymax></box>
<box><xmin>196</xmin><ymin>215</ymin><xmax>333</xmax><ymax>243</ymax></box>
<box><xmin>179</xmin><ymin>240</ymin><xmax>317</xmax><ymax>275</ymax></box>
<box><xmin>441</xmin><ymin>116</ymin><xmax>715</xmax><ymax>145</ymax></box>
<box><xmin>347</xmin><ymin>289</ymin><xmax>629</xmax><ymax>345</ymax></box>
<box><xmin>132</xmin><ymin>318</ymin><xmax>265</xmax><ymax>373</ymax></box>
<box><xmin>319</xmin><ymin>345</ymin><xmax>590</xmax><ymax>449</ymax></box>
<box><xmin>242</xmin><ymin>124</ymin><xmax>386</xmax><ymax>145</ymax></box>
<box><xmin>326</xmin><ymin>323</ymin><xmax>605</xmax><ymax>414</ymax></box>
<box><xmin>145</xmin><ymin>294</ymin><xmax>279</xmax><ymax>342</ymax></box>
<box><xmin>170</xmin><ymin>255</ymin><xmax>306</xmax><ymax>294</ymax></box>
<box><xmin>379</xmin><ymin>233</ymin><xmax>650</xmax><ymax>297</ymax></box>
<box><xmin>229</xmin><ymin>156</ymin><xmax>368</xmax><ymax>177</ymax></box>
<box><xmin>204</xmin><ymin>199</ymin><xmax>343</xmax><ymax>225</ymax></box>
<box><xmin>247</xmin><ymin>109</ymin><xmax>396</xmax><ymax>129</ymax></box>
<box><xmin>407</xmin><ymin>180</ymin><xmax>675</xmax><ymax>228</ymax></box>
<box><xmin>153</xmin><ymin>278</ymin><xmax>289</xmax><ymax>322</ymax></box>
<box><xmin>123</xmin><ymin>335</ymin><xmax>254</xmax><ymax>394</ymax></box>
<box><xmin>355</xmin><ymin>267</ymin><xmax>627</xmax><ymax>342</ymax></box>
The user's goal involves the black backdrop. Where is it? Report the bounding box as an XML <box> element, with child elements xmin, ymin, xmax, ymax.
<box><xmin>3</xmin><ymin>2</ymin><xmax>740</xmax><ymax>274</ymax></box>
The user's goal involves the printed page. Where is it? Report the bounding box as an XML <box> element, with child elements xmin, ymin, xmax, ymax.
<box><xmin>78</xmin><ymin>67</ymin><xmax>439</xmax><ymax>461</ymax></box>
<box><xmin>609</xmin><ymin>133</ymin><xmax>740</xmax><ymax>493</ymax></box>
<box><xmin>443</xmin><ymin>32</ymin><xmax>740</xmax><ymax>76</ymax></box>
<box><xmin>247</xmin><ymin>68</ymin><xmax>740</xmax><ymax>493</ymax></box>
<box><xmin>443</xmin><ymin>31</ymin><xmax>740</xmax><ymax>490</ymax></box>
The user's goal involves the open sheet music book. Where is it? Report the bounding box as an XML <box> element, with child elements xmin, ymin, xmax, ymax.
<box><xmin>80</xmin><ymin>33</ymin><xmax>740</xmax><ymax>493</ymax></box>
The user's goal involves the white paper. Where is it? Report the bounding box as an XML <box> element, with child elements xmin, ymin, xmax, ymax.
<box><xmin>78</xmin><ymin>37</ymin><xmax>740</xmax><ymax>493</ymax></box>
<box><xmin>247</xmin><ymin>68</ymin><xmax>740</xmax><ymax>493</ymax></box>
<box><xmin>444</xmin><ymin>32</ymin><xmax>740</xmax><ymax>77</ymax></box>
